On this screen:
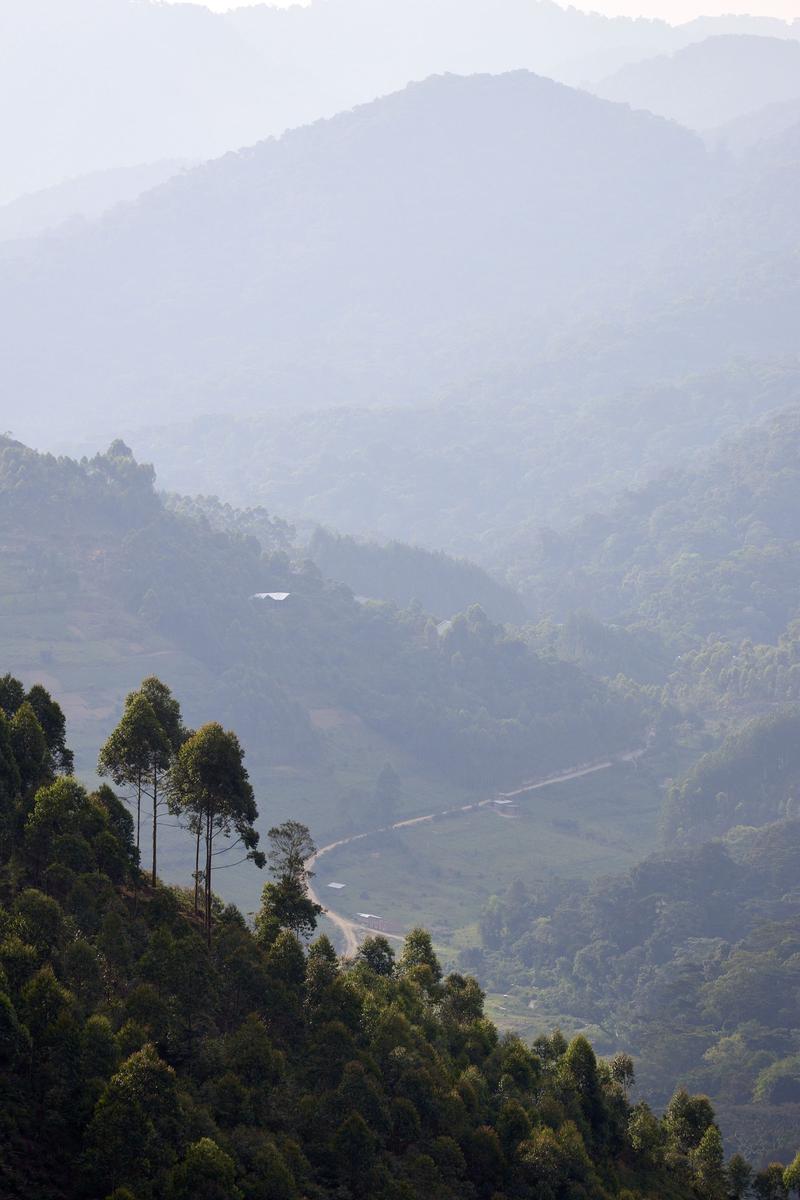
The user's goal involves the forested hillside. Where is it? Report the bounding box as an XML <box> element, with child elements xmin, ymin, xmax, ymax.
<box><xmin>306</xmin><ymin>529</ymin><xmax>527</xmax><ymax>625</ymax></box>
<box><xmin>136</xmin><ymin>362</ymin><xmax>799</xmax><ymax>566</ymax></box>
<box><xmin>0</xmin><ymin>437</ymin><xmax>644</xmax><ymax>891</ymax></box>
<box><xmin>7</xmin><ymin>8</ymin><xmax>800</xmax><ymax>1193</ymax></box>
<box><xmin>162</xmin><ymin>498</ymin><xmax>526</xmax><ymax>625</ymax></box>
<box><xmin>4</xmin><ymin>0</ymin><xmax>776</xmax><ymax>204</ymax></box>
<box><xmin>1</xmin><ymin>70</ymin><xmax>712</xmax><ymax>444</ymax></box>
<box><xmin>0</xmin><ymin>676</ymin><xmax>787</xmax><ymax>1200</ymax></box>
<box><xmin>472</xmin><ymin>711</ymin><xmax>800</xmax><ymax>1166</ymax></box>
<box><xmin>590</xmin><ymin>35</ymin><xmax>800</xmax><ymax>130</ymax></box>
<box><xmin>515</xmin><ymin>402</ymin><xmax>800</xmax><ymax>647</ymax></box>
<box><xmin>0</xmin><ymin>160</ymin><xmax>191</xmax><ymax>244</ymax></box>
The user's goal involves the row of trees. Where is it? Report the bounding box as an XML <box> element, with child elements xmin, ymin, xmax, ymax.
<box><xmin>98</xmin><ymin>678</ymin><xmax>264</xmax><ymax>942</ymax></box>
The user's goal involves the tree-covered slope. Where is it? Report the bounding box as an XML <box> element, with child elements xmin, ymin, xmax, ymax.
<box><xmin>0</xmin><ymin>70</ymin><xmax>711</xmax><ymax>444</ymax></box>
<box><xmin>306</xmin><ymin>528</ymin><xmax>528</xmax><ymax>625</ymax></box>
<box><xmin>560</xmin><ymin>122</ymin><xmax>800</xmax><ymax>389</ymax></box>
<box><xmin>472</xmin><ymin>712</ymin><xmax>800</xmax><ymax>1166</ymax></box>
<box><xmin>0</xmin><ymin>437</ymin><xmax>645</xmax><ymax>886</ymax></box>
<box><xmin>514</xmin><ymin>401</ymin><xmax>800</xmax><ymax>646</ymax></box>
<box><xmin>591</xmin><ymin>36</ymin><xmax>800</xmax><ymax>131</ymax></box>
<box><xmin>0</xmin><ymin>686</ymin><xmax>773</xmax><ymax>1200</ymax></box>
<box><xmin>0</xmin><ymin>160</ymin><xmax>191</xmax><ymax>244</ymax></box>
<box><xmin>5</xmin><ymin>0</ymin><xmax>753</xmax><ymax>204</ymax></box>
<box><xmin>162</xmin><ymin>497</ymin><xmax>527</xmax><ymax>626</ymax></box>
<box><xmin>134</xmin><ymin>361</ymin><xmax>799</xmax><ymax>569</ymax></box>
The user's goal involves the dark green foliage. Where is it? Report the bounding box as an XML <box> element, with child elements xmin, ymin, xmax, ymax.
<box><xmin>169</xmin><ymin>723</ymin><xmax>263</xmax><ymax>941</ymax></box>
<box><xmin>356</xmin><ymin>935</ymin><xmax>396</xmax><ymax>976</ymax></box>
<box><xmin>10</xmin><ymin>703</ymin><xmax>49</xmax><ymax>797</ymax></box>
<box><xmin>473</xmin><ymin>800</ymin><xmax>800</xmax><ymax>1162</ymax></box>
<box><xmin>25</xmin><ymin>684</ymin><xmax>74</xmax><ymax>775</ymax></box>
<box><xmin>99</xmin><ymin>677</ymin><xmax>185</xmax><ymax>888</ymax></box>
<box><xmin>0</xmin><ymin>679</ymin><xmax>757</xmax><ymax>1200</ymax></box>
<box><xmin>0</xmin><ymin>677</ymin><xmax>73</xmax><ymax>792</ymax></box>
<box><xmin>256</xmin><ymin>822</ymin><xmax>322</xmax><ymax>943</ymax></box>
<box><xmin>517</xmin><ymin>402</ymin><xmax>800</xmax><ymax>648</ymax></box>
<box><xmin>664</xmin><ymin>709</ymin><xmax>800</xmax><ymax>844</ymax></box>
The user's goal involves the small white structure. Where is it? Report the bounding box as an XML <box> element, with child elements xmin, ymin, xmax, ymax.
<box><xmin>356</xmin><ymin>913</ymin><xmax>389</xmax><ymax>932</ymax></box>
<box><xmin>252</xmin><ymin>592</ymin><xmax>291</xmax><ymax>602</ymax></box>
<box><xmin>492</xmin><ymin>797</ymin><xmax>520</xmax><ymax>816</ymax></box>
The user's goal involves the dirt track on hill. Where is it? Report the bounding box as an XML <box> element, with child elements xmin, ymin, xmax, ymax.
<box><xmin>306</xmin><ymin>748</ymin><xmax>646</xmax><ymax>958</ymax></box>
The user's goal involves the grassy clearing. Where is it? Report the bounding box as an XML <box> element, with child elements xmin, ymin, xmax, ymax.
<box><xmin>318</xmin><ymin>761</ymin><xmax>664</xmax><ymax>965</ymax></box>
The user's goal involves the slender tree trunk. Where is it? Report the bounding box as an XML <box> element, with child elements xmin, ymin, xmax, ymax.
<box><xmin>151</xmin><ymin>768</ymin><xmax>158</xmax><ymax>888</ymax></box>
<box><xmin>205</xmin><ymin>806</ymin><xmax>213</xmax><ymax>947</ymax></box>
<box><xmin>194</xmin><ymin>824</ymin><xmax>201</xmax><ymax>917</ymax></box>
<box><xmin>133</xmin><ymin>769</ymin><xmax>142</xmax><ymax>913</ymax></box>
<box><xmin>136</xmin><ymin>770</ymin><xmax>141</xmax><ymax>852</ymax></box>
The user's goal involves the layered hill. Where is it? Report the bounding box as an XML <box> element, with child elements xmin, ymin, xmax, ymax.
<box><xmin>1</xmin><ymin>70</ymin><xmax>711</xmax><ymax>446</ymax></box>
<box><xmin>0</xmin><ymin>160</ymin><xmax>191</xmax><ymax>243</ymax></box>
<box><xmin>712</xmin><ymin>95</ymin><xmax>800</xmax><ymax>157</ymax></box>
<box><xmin>133</xmin><ymin>362</ymin><xmax>800</xmax><ymax>570</ymax></box>
<box><xmin>591</xmin><ymin>35</ymin><xmax>800</xmax><ymax>130</ymax></box>
<box><xmin>3</xmin><ymin>0</ymin><xmax>770</xmax><ymax>202</ymax></box>
<box><xmin>0</xmin><ymin>437</ymin><xmax>646</xmax><ymax>904</ymax></box>
<box><xmin>547</xmin><ymin>121</ymin><xmax>800</xmax><ymax>392</ymax></box>
<box><xmin>514</xmin><ymin>401</ymin><xmax>800</xmax><ymax>647</ymax></box>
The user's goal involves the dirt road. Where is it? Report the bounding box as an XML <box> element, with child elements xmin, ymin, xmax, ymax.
<box><xmin>306</xmin><ymin>748</ymin><xmax>645</xmax><ymax>957</ymax></box>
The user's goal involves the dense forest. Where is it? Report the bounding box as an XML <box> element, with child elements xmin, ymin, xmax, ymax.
<box><xmin>515</xmin><ymin>403</ymin><xmax>800</xmax><ymax>644</ymax></box>
<box><xmin>471</xmin><ymin>711</ymin><xmax>800</xmax><ymax>1166</ymax></box>
<box><xmin>136</xmin><ymin>363</ymin><xmax>800</xmax><ymax>568</ymax></box>
<box><xmin>2</xmin><ymin>671</ymin><xmax>794</xmax><ymax>1200</ymax></box>
<box><xmin>5</xmin><ymin>11</ymin><xmax>800</xmax><ymax>1199</ymax></box>
<box><xmin>306</xmin><ymin>528</ymin><xmax>527</xmax><ymax>626</ymax></box>
<box><xmin>0</xmin><ymin>435</ymin><xmax>645</xmax><ymax>796</ymax></box>
<box><xmin>7</xmin><ymin>421</ymin><xmax>800</xmax><ymax>1169</ymax></box>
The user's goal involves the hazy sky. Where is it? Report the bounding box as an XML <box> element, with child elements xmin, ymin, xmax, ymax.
<box><xmin>186</xmin><ymin>0</ymin><xmax>800</xmax><ymax>20</ymax></box>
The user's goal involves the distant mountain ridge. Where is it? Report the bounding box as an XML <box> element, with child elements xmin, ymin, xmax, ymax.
<box><xmin>0</xmin><ymin>70</ymin><xmax>711</xmax><ymax>445</ymax></box>
<box><xmin>591</xmin><ymin>34</ymin><xmax>800</xmax><ymax>131</ymax></box>
<box><xmin>0</xmin><ymin>160</ymin><xmax>191</xmax><ymax>243</ymax></box>
<box><xmin>3</xmin><ymin>0</ymin><xmax>798</xmax><ymax>203</ymax></box>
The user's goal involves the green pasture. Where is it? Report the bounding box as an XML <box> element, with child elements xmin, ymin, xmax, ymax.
<box><xmin>318</xmin><ymin>761</ymin><xmax>665</xmax><ymax>963</ymax></box>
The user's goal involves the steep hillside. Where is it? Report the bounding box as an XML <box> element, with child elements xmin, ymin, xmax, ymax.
<box><xmin>477</xmin><ymin>825</ymin><xmax>800</xmax><ymax>1165</ymax></box>
<box><xmin>162</xmin><ymin>498</ymin><xmax>527</xmax><ymax>624</ymax></box>
<box><xmin>0</xmin><ymin>437</ymin><xmax>646</xmax><ymax>905</ymax></box>
<box><xmin>306</xmin><ymin>529</ymin><xmax>528</xmax><ymax>624</ymax></box>
<box><xmin>0</xmin><ymin>71</ymin><xmax>711</xmax><ymax>445</ymax></box>
<box><xmin>132</xmin><ymin>361</ymin><xmax>800</xmax><ymax>569</ymax></box>
<box><xmin>0</xmin><ymin>0</ymin><xmax>274</xmax><ymax>204</ymax></box>
<box><xmin>472</xmin><ymin>713</ymin><xmax>800</xmax><ymax>1164</ymax></box>
<box><xmin>0</xmin><ymin>160</ymin><xmax>191</xmax><ymax>243</ymax></box>
<box><xmin>4</xmin><ymin>0</ymin><xmax>757</xmax><ymax>203</ymax></box>
<box><xmin>591</xmin><ymin>35</ymin><xmax>800</xmax><ymax>130</ymax></box>
<box><xmin>513</xmin><ymin>401</ymin><xmax>800</xmax><ymax>647</ymax></box>
<box><xmin>710</xmin><ymin>96</ymin><xmax>800</xmax><ymax>157</ymax></box>
<box><xmin>545</xmin><ymin>123</ymin><xmax>800</xmax><ymax>390</ymax></box>
<box><xmin>0</xmin><ymin>709</ymin><xmax>733</xmax><ymax>1200</ymax></box>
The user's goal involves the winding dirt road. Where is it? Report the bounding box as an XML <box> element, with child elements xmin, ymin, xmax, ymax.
<box><xmin>306</xmin><ymin>748</ymin><xmax>645</xmax><ymax>957</ymax></box>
